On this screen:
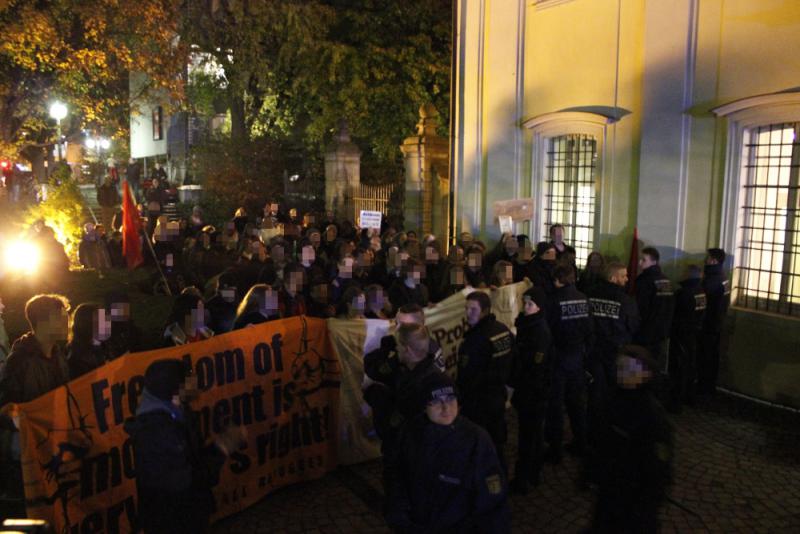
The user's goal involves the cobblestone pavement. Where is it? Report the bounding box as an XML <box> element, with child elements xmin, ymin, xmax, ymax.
<box><xmin>212</xmin><ymin>392</ymin><xmax>800</xmax><ymax>533</ymax></box>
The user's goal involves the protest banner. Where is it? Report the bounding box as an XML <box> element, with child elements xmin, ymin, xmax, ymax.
<box><xmin>6</xmin><ymin>317</ymin><xmax>339</xmax><ymax>534</ymax></box>
<box><xmin>492</xmin><ymin>198</ymin><xmax>534</xmax><ymax>222</ymax></box>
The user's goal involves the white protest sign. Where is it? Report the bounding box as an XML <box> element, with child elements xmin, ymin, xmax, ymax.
<box><xmin>359</xmin><ymin>210</ymin><xmax>383</xmax><ymax>229</ymax></box>
<box><xmin>493</xmin><ymin>198</ymin><xmax>534</xmax><ymax>222</ymax></box>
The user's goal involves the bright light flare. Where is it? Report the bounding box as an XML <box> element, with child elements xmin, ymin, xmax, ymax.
<box><xmin>4</xmin><ymin>240</ymin><xmax>41</xmax><ymax>274</ymax></box>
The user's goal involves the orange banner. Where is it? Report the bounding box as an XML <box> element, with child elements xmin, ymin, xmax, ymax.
<box><xmin>8</xmin><ymin>316</ymin><xmax>339</xmax><ymax>533</ymax></box>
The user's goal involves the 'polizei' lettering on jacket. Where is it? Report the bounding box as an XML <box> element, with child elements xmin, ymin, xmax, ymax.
<box><xmin>560</xmin><ymin>299</ymin><xmax>589</xmax><ymax>320</ymax></box>
<box><xmin>589</xmin><ymin>298</ymin><xmax>621</xmax><ymax>320</ymax></box>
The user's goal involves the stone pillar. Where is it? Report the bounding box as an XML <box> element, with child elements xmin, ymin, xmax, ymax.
<box><xmin>324</xmin><ymin>121</ymin><xmax>361</xmax><ymax>219</ymax></box>
<box><xmin>401</xmin><ymin>104</ymin><xmax>450</xmax><ymax>240</ymax></box>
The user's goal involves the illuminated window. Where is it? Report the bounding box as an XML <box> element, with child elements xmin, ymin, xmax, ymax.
<box><xmin>543</xmin><ymin>134</ymin><xmax>598</xmax><ymax>266</ymax></box>
<box><xmin>736</xmin><ymin>123</ymin><xmax>800</xmax><ymax>316</ymax></box>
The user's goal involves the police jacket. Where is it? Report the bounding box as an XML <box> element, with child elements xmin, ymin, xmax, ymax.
<box><xmin>588</xmin><ymin>280</ymin><xmax>640</xmax><ymax>360</ymax></box>
<box><xmin>363</xmin><ymin>335</ymin><xmax>443</xmax><ymax>448</ymax></box>
<box><xmin>634</xmin><ymin>265</ymin><xmax>675</xmax><ymax>346</ymax></box>
<box><xmin>672</xmin><ymin>278</ymin><xmax>706</xmax><ymax>333</ymax></box>
<box><xmin>457</xmin><ymin>315</ymin><xmax>515</xmax><ymax>424</ymax></box>
<box><xmin>509</xmin><ymin>311</ymin><xmax>552</xmax><ymax>407</ymax></box>
<box><xmin>702</xmin><ymin>264</ymin><xmax>730</xmax><ymax>334</ymax></box>
<box><xmin>547</xmin><ymin>284</ymin><xmax>592</xmax><ymax>372</ymax></box>
<box><xmin>386</xmin><ymin>414</ymin><xmax>511</xmax><ymax>534</ymax></box>
<box><xmin>124</xmin><ymin>389</ymin><xmax>226</xmax><ymax>534</ymax></box>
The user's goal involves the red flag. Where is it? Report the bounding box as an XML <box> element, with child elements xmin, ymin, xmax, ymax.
<box><xmin>122</xmin><ymin>180</ymin><xmax>144</xmax><ymax>269</ymax></box>
<box><xmin>626</xmin><ymin>227</ymin><xmax>639</xmax><ymax>294</ymax></box>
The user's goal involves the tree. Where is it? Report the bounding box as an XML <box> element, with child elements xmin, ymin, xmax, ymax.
<box><xmin>184</xmin><ymin>0</ymin><xmax>451</xmax><ymax>166</ymax></box>
<box><xmin>0</xmin><ymin>0</ymin><xmax>186</xmax><ymax>165</ymax></box>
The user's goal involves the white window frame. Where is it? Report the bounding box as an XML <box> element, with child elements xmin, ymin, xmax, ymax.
<box><xmin>522</xmin><ymin>111</ymin><xmax>615</xmax><ymax>262</ymax></box>
<box><xmin>713</xmin><ymin>92</ymin><xmax>800</xmax><ymax>316</ymax></box>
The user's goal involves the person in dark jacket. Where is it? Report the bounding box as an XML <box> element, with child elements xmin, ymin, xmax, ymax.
<box><xmin>697</xmin><ymin>248</ymin><xmax>730</xmax><ymax>394</ymax></box>
<box><xmin>386</xmin><ymin>372</ymin><xmax>510</xmax><ymax>534</ymax></box>
<box><xmin>634</xmin><ymin>247</ymin><xmax>675</xmax><ymax>373</ymax></box>
<box><xmin>124</xmin><ymin>359</ymin><xmax>243</xmax><ymax>534</ymax></box>
<box><xmin>545</xmin><ymin>264</ymin><xmax>592</xmax><ymax>462</ymax></box>
<box><xmin>457</xmin><ymin>292</ymin><xmax>515</xmax><ymax>470</ymax></box>
<box><xmin>232</xmin><ymin>284</ymin><xmax>280</xmax><ymax>330</ymax></box>
<box><xmin>0</xmin><ymin>294</ymin><xmax>70</xmax><ymax>406</ymax></box>
<box><xmin>669</xmin><ymin>264</ymin><xmax>706</xmax><ymax>411</ymax></box>
<box><xmin>388</xmin><ymin>258</ymin><xmax>429</xmax><ymax>309</ymax></box>
<box><xmin>205</xmin><ymin>271</ymin><xmax>239</xmax><ymax>335</ymax></box>
<box><xmin>105</xmin><ymin>292</ymin><xmax>143</xmax><ymax>358</ymax></box>
<box><xmin>578</xmin><ymin>252</ymin><xmax>606</xmax><ymax>295</ymax></box>
<box><xmin>589</xmin><ymin>345</ymin><xmax>673</xmax><ymax>534</ymax></box>
<box><xmin>528</xmin><ymin>241</ymin><xmax>557</xmax><ymax>299</ymax></box>
<box><xmin>97</xmin><ymin>175</ymin><xmax>121</xmax><ymax>230</ymax></box>
<box><xmin>508</xmin><ymin>287</ymin><xmax>552</xmax><ymax>494</ymax></box>
<box><xmin>586</xmin><ymin>262</ymin><xmax>639</xmax><ymax>444</ymax></box>
<box><xmin>67</xmin><ymin>303</ymin><xmax>113</xmax><ymax>379</ymax></box>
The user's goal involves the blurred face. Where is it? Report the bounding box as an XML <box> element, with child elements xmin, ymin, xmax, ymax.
<box><xmin>588</xmin><ymin>253</ymin><xmax>603</xmax><ymax>269</ymax></box>
<box><xmin>523</xmin><ymin>296</ymin><xmax>540</xmax><ymax>316</ymax></box>
<box><xmin>639</xmin><ymin>254</ymin><xmax>657</xmax><ymax>271</ymax></box>
<box><xmin>94</xmin><ymin>308</ymin><xmax>112</xmax><ymax>342</ymax></box>
<box><xmin>350</xmin><ymin>294</ymin><xmax>366</xmax><ymax>314</ymax></box>
<box><xmin>287</xmin><ymin>271</ymin><xmax>304</xmax><ymax>294</ymax></box>
<box><xmin>426</xmin><ymin>395</ymin><xmax>458</xmax><ymax>426</ymax></box>
<box><xmin>177</xmin><ymin>374</ymin><xmax>199</xmax><ymax>405</ymax></box>
<box><xmin>465</xmin><ymin>300</ymin><xmax>485</xmax><ymax>326</ymax></box>
<box><xmin>519</xmin><ymin>243</ymin><xmax>533</xmax><ymax>261</ymax></box>
<box><xmin>326</xmin><ymin>227</ymin><xmax>337</xmax><ymax>242</ymax></box>
<box><xmin>39</xmin><ymin>307</ymin><xmax>69</xmax><ymax>343</ymax></box>
<box><xmin>357</xmin><ymin>250</ymin><xmax>373</xmax><ymax>268</ymax></box>
<box><xmin>450</xmin><ymin>267</ymin><xmax>464</xmax><ymax>286</ymax></box>
<box><xmin>500</xmin><ymin>264</ymin><xmax>513</xmax><ymax>285</ymax></box>
<box><xmin>407</xmin><ymin>266</ymin><xmax>422</xmax><ymax>285</ymax></box>
<box><xmin>338</xmin><ymin>257</ymin><xmax>354</xmax><ymax>279</ymax></box>
<box><xmin>289</xmin><ymin>208</ymin><xmax>297</xmax><ymax>219</ymax></box>
<box><xmin>109</xmin><ymin>302</ymin><xmax>130</xmax><ymax>322</ymax></box>
<box><xmin>184</xmin><ymin>301</ymin><xmax>206</xmax><ymax>334</ymax></box>
<box><xmin>301</xmin><ymin>245</ymin><xmax>315</xmax><ymax>265</ymax></box>
<box><xmin>616</xmin><ymin>355</ymin><xmax>652</xmax><ymax>389</ymax></box>
<box><xmin>263</xmin><ymin>289</ymin><xmax>279</xmax><ymax>315</ymax></box>
<box><xmin>370</xmin><ymin>236</ymin><xmax>382</xmax><ymax>252</ymax></box>
<box><xmin>311</xmin><ymin>283</ymin><xmax>329</xmax><ymax>303</ymax></box>
<box><xmin>271</xmin><ymin>245</ymin><xmax>285</xmax><ymax>263</ymax></box>
<box><xmin>309</xmin><ymin>231</ymin><xmax>321</xmax><ymax>247</ymax></box>
<box><xmin>220</xmin><ymin>286</ymin><xmax>237</xmax><ymax>303</ymax></box>
<box><xmin>467</xmin><ymin>252</ymin><xmax>482</xmax><ymax>270</ymax></box>
<box><xmin>368</xmin><ymin>289</ymin><xmax>385</xmax><ymax>311</ymax></box>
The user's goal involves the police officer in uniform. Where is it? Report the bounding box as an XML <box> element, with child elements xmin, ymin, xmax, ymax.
<box><xmin>457</xmin><ymin>291</ymin><xmax>515</xmax><ymax>470</ymax></box>
<box><xmin>508</xmin><ymin>287</ymin><xmax>552</xmax><ymax>494</ymax></box>
<box><xmin>697</xmin><ymin>248</ymin><xmax>730</xmax><ymax>394</ymax></box>
<box><xmin>669</xmin><ymin>264</ymin><xmax>706</xmax><ymax>411</ymax></box>
<box><xmin>363</xmin><ymin>323</ymin><xmax>443</xmax><ymax>499</ymax></box>
<box><xmin>586</xmin><ymin>262</ymin><xmax>639</xmax><ymax>444</ymax></box>
<box><xmin>545</xmin><ymin>263</ymin><xmax>592</xmax><ymax>462</ymax></box>
<box><xmin>634</xmin><ymin>247</ymin><xmax>675</xmax><ymax>377</ymax></box>
<box><xmin>386</xmin><ymin>372</ymin><xmax>511</xmax><ymax>533</ymax></box>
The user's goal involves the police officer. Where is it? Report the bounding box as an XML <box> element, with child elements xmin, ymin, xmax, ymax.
<box><xmin>634</xmin><ymin>247</ymin><xmax>675</xmax><ymax>374</ymax></box>
<box><xmin>669</xmin><ymin>264</ymin><xmax>706</xmax><ymax>411</ymax></box>
<box><xmin>586</xmin><ymin>262</ymin><xmax>639</xmax><ymax>444</ymax></box>
<box><xmin>363</xmin><ymin>322</ymin><xmax>443</xmax><ymax>458</ymax></box>
<box><xmin>697</xmin><ymin>248</ymin><xmax>730</xmax><ymax>394</ymax></box>
<box><xmin>589</xmin><ymin>345</ymin><xmax>673</xmax><ymax>533</ymax></box>
<box><xmin>386</xmin><ymin>372</ymin><xmax>511</xmax><ymax>533</ymax></box>
<box><xmin>508</xmin><ymin>287</ymin><xmax>552</xmax><ymax>494</ymax></box>
<box><xmin>545</xmin><ymin>263</ymin><xmax>592</xmax><ymax>462</ymax></box>
<box><xmin>457</xmin><ymin>291</ymin><xmax>515</xmax><ymax>470</ymax></box>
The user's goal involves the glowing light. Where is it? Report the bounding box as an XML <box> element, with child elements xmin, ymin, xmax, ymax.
<box><xmin>49</xmin><ymin>101</ymin><xmax>67</xmax><ymax>121</ymax></box>
<box><xmin>4</xmin><ymin>240</ymin><xmax>41</xmax><ymax>274</ymax></box>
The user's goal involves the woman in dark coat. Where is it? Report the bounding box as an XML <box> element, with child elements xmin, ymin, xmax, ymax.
<box><xmin>67</xmin><ymin>303</ymin><xmax>113</xmax><ymax>379</ymax></box>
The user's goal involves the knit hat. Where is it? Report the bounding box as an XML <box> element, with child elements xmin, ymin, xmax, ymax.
<box><xmin>523</xmin><ymin>286</ymin><xmax>548</xmax><ymax>312</ymax></box>
<box><xmin>144</xmin><ymin>359</ymin><xmax>189</xmax><ymax>401</ymax></box>
<box><xmin>421</xmin><ymin>372</ymin><xmax>458</xmax><ymax>405</ymax></box>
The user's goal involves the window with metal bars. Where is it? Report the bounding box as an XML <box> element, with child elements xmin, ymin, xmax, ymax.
<box><xmin>736</xmin><ymin>123</ymin><xmax>800</xmax><ymax>316</ymax></box>
<box><xmin>543</xmin><ymin>134</ymin><xmax>598</xmax><ymax>267</ymax></box>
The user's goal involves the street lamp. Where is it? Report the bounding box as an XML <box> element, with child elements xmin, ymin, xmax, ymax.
<box><xmin>49</xmin><ymin>101</ymin><xmax>68</xmax><ymax>162</ymax></box>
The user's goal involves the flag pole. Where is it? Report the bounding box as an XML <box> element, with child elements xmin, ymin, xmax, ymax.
<box><xmin>141</xmin><ymin>223</ymin><xmax>173</xmax><ymax>297</ymax></box>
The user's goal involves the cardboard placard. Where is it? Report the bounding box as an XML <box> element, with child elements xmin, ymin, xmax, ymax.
<box><xmin>498</xmin><ymin>215</ymin><xmax>513</xmax><ymax>234</ymax></box>
<box><xmin>493</xmin><ymin>198</ymin><xmax>534</xmax><ymax>222</ymax></box>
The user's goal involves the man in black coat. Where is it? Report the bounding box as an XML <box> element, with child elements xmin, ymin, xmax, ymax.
<box><xmin>124</xmin><ymin>359</ymin><xmax>243</xmax><ymax>534</ymax></box>
<box><xmin>386</xmin><ymin>372</ymin><xmax>510</xmax><ymax>533</ymax></box>
<box><xmin>509</xmin><ymin>287</ymin><xmax>552</xmax><ymax>493</ymax></box>
<box><xmin>545</xmin><ymin>263</ymin><xmax>592</xmax><ymax>462</ymax></box>
<box><xmin>586</xmin><ymin>262</ymin><xmax>639</xmax><ymax>441</ymax></box>
<box><xmin>589</xmin><ymin>345</ymin><xmax>673</xmax><ymax>534</ymax></box>
<box><xmin>457</xmin><ymin>292</ymin><xmax>515</xmax><ymax>470</ymax></box>
<box><xmin>669</xmin><ymin>264</ymin><xmax>706</xmax><ymax>410</ymax></box>
<box><xmin>634</xmin><ymin>247</ymin><xmax>675</xmax><ymax>374</ymax></box>
<box><xmin>697</xmin><ymin>248</ymin><xmax>730</xmax><ymax>394</ymax></box>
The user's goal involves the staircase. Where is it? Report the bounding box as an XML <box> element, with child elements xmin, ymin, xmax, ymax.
<box><xmin>78</xmin><ymin>184</ymin><xmax>100</xmax><ymax>225</ymax></box>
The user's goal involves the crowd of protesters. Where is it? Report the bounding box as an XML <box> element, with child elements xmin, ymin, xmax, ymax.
<box><xmin>0</xmin><ymin>186</ymin><xmax>731</xmax><ymax>531</ymax></box>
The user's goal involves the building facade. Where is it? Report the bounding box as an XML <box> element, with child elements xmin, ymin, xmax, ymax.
<box><xmin>452</xmin><ymin>0</ymin><xmax>800</xmax><ymax>406</ymax></box>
